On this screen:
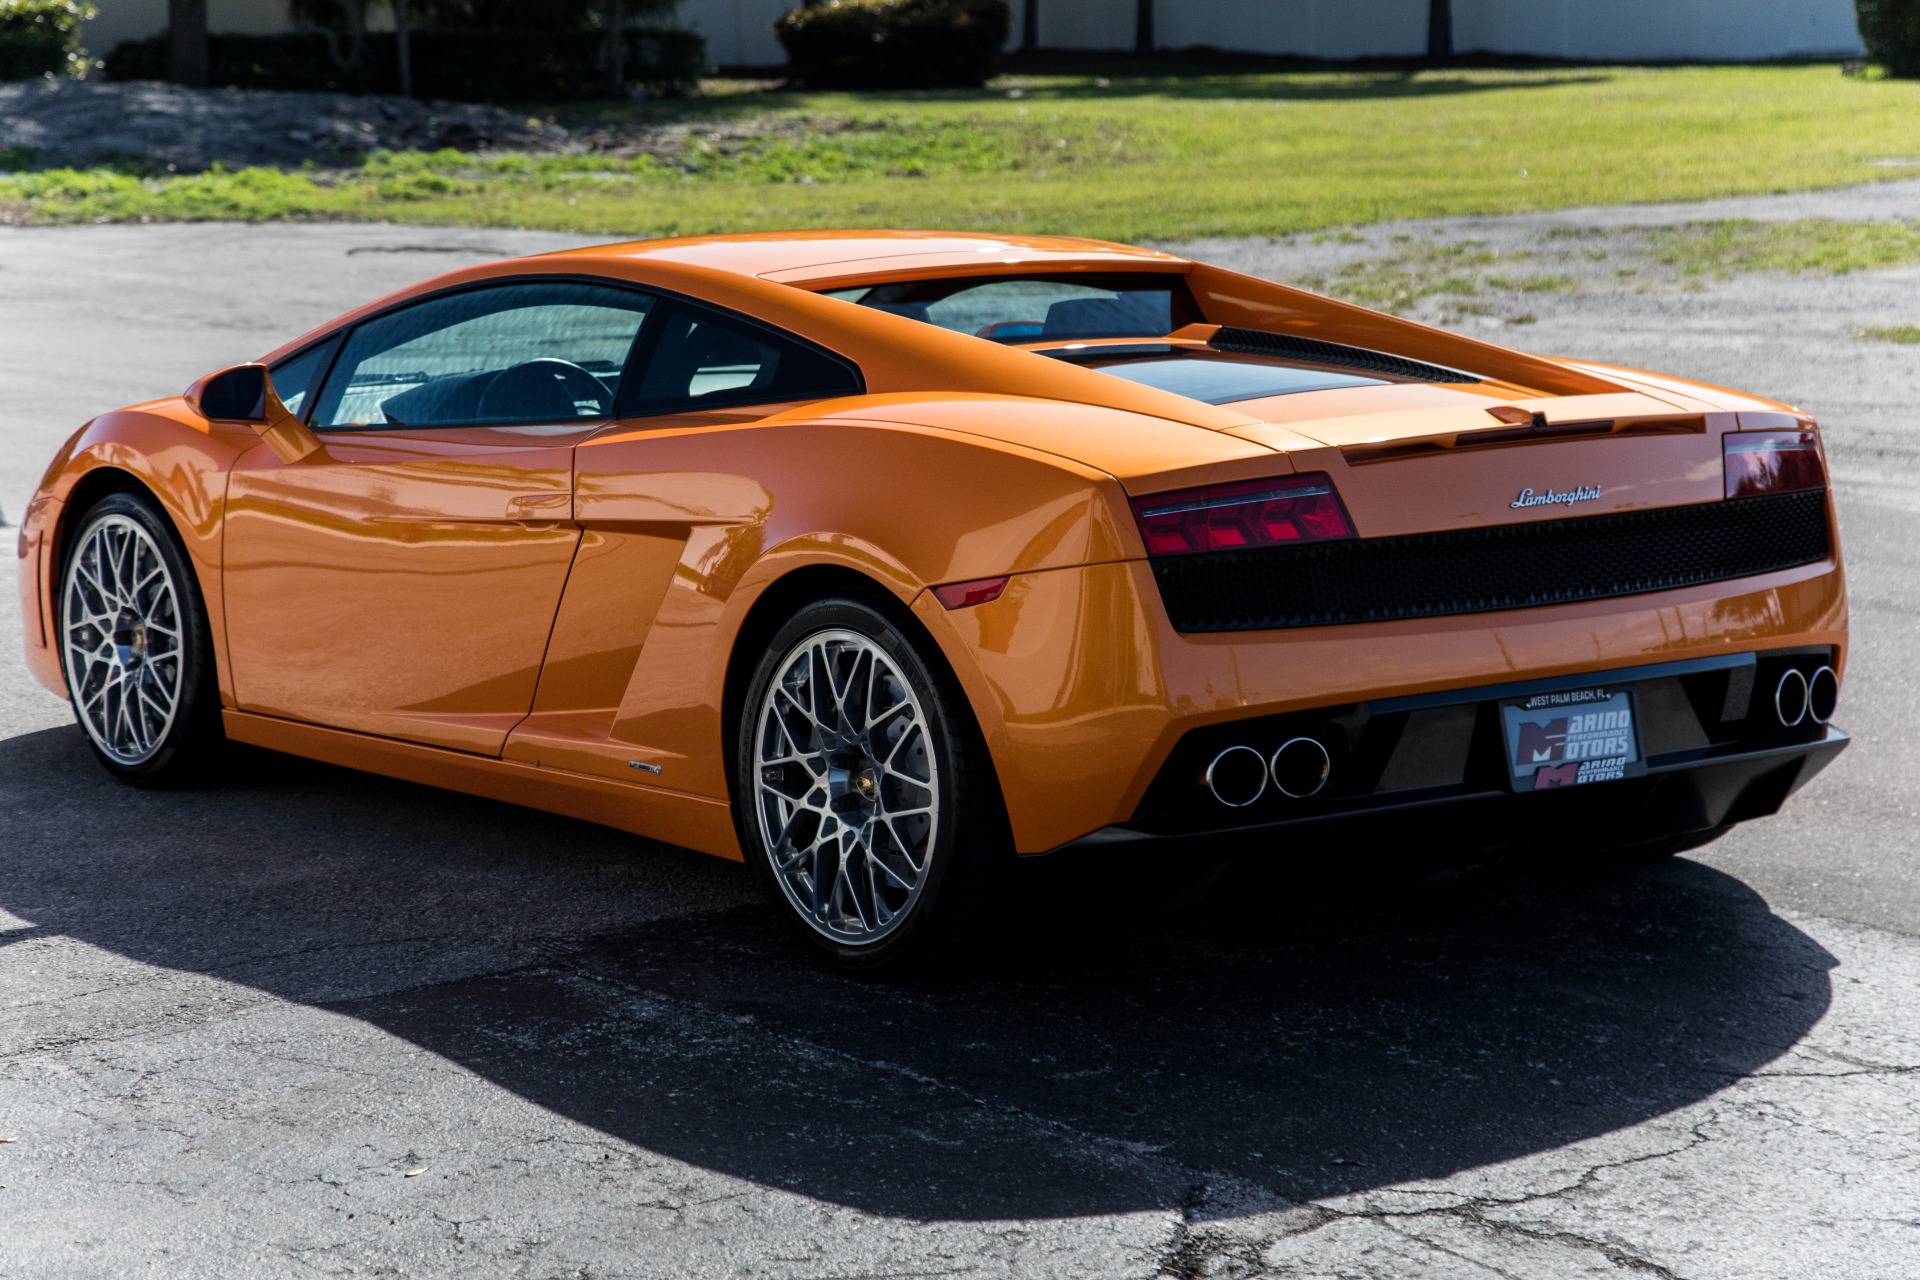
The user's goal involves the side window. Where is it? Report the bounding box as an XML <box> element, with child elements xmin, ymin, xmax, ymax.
<box><xmin>626</xmin><ymin>302</ymin><xmax>862</xmax><ymax>414</ymax></box>
<box><xmin>267</xmin><ymin>336</ymin><xmax>339</xmax><ymax>419</ymax></box>
<box><xmin>311</xmin><ymin>281</ymin><xmax>654</xmax><ymax>429</ymax></box>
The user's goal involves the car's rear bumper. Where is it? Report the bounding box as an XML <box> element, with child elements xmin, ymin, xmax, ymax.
<box><xmin>925</xmin><ymin>551</ymin><xmax>1848</xmax><ymax>855</ymax></box>
<box><xmin>1017</xmin><ymin>720</ymin><xmax>1847</xmax><ymax>901</ymax></box>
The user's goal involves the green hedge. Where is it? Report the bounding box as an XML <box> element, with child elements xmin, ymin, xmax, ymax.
<box><xmin>0</xmin><ymin>0</ymin><xmax>91</xmax><ymax>80</ymax></box>
<box><xmin>1859</xmin><ymin>0</ymin><xmax>1920</xmax><ymax>77</ymax></box>
<box><xmin>775</xmin><ymin>0</ymin><xmax>1010</xmax><ymax>89</ymax></box>
<box><xmin>103</xmin><ymin>26</ymin><xmax>705</xmax><ymax>100</ymax></box>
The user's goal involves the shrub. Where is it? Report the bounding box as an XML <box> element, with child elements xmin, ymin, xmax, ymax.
<box><xmin>776</xmin><ymin>0</ymin><xmax>1011</xmax><ymax>90</ymax></box>
<box><xmin>103</xmin><ymin>26</ymin><xmax>706</xmax><ymax>100</ymax></box>
<box><xmin>1859</xmin><ymin>0</ymin><xmax>1920</xmax><ymax>77</ymax></box>
<box><xmin>0</xmin><ymin>0</ymin><xmax>93</xmax><ymax>80</ymax></box>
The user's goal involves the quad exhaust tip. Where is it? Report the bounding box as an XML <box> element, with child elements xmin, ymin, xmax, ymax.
<box><xmin>1270</xmin><ymin>737</ymin><xmax>1332</xmax><ymax>799</ymax></box>
<box><xmin>1808</xmin><ymin>665</ymin><xmax>1839</xmax><ymax>725</ymax></box>
<box><xmin>1774</xmin><ymin>668</ymin><xmax>1809</xmax><ymax>727</ymax></box>
<box><xmin>1203</xmin><ymin>745</ymin><xmax>1269</xmax><ymax>808</ymax></box>
<box><xmin>1201</xmin><ymin>738</ymin><xmax>1334</xmax><ymax>806</ymax></box>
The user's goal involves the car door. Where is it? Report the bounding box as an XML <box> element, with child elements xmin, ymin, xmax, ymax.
<box><xmin>503</xmin><ymin>297</ymin><xmax>867</xmax><ymax>793</ymax></box>
<box><xmin>222</xmin><ymin>279</ymin><xmax>656</xmax><ymax>755</ymax></box>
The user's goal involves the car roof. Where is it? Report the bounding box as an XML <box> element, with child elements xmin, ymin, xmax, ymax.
<box><xmin>542</xmin><ymin>230</ymin><xmax>1190</xmax><ymax>289</ymax></box>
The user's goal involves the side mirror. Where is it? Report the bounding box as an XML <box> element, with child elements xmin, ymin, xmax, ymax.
<box><xmin>186</xmin><ymin>364</ymin><xmax>323</xmax><ymax>464</ymax></box>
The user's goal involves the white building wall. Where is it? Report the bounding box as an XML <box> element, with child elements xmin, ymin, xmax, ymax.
<box><xmin>676</xmin><ymin>0</ymin><xmax>792</xmax><ymax>68</ymax></box>
<box><xmin>1453</xmin><ymin>0</ymin><xmax>1864</xmax><ymax>60</ymax></box>
<box><xmin>1157</xmin><ymin>0</ymin><xmax>1429</xmax><ymax>59</ymax></box>
<box><xmin>82</xmin><ymin>0</ymin><xmax>295</xmax><ymax>57</ymax></box>
<box><xmin>77</xmin><ymin>0</ymin><xmax>1868</xmax><ymax>69</ymax></box>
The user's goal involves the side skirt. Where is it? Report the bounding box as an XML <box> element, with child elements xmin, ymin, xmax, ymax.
<box><xmin>222</xmin><ymin>710</ymin><xmax>744</xmax><ymax>862</ymax></box>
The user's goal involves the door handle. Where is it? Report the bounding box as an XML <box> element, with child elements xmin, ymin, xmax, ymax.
<box><xmin>507</xmin><ymin>492</ymin><xmax>571</xmax><ymax>519</ymax></box>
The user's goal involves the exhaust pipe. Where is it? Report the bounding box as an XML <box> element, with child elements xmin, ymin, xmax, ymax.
<box><xmin>1203</xmin><ymin>745</ymin><xmax>1269</xmax><ymax>808</ymax></box>
<box><xmin>1269</xmin><ymin>737</ymin><xmax>1332</xmax><ymax>799</ymax></box>
<box><xmin>1807</xmin><ymin>665</ymin><xmax>1839</xmax><ymax>725</ymax></box>
<box><xmin>1774</xmin><ymin>668</ymin><xmax>1809</xmax><ymax>727</ymax></box>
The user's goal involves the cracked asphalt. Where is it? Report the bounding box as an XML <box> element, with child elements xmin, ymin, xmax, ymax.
<box><xmin>3</xmin><ymin>189</ymin><xmax>1920</xmax><ymax>1278</ymax></box>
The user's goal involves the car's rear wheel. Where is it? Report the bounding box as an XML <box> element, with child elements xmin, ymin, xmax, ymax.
<box><xmin>59</xmin><ymin>491</ymin><xmax>223</xmax><ymax>786</ymax></box>
<box><xmin>736</xmin><ymin>596</ymin><xmax>1009</xmax><ymax>975</ymax></box>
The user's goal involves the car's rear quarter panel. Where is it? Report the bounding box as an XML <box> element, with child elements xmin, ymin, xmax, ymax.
<box><xmin>507</xmin><ymin>415</ymin><xmax>1137</xmax><ymax>816</ymax></box>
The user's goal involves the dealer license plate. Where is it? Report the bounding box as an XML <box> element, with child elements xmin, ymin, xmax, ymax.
<box><xmin>1500</xmin><ymin>687</ymin><xmax>1642</xmax><ymax>791</ymax></box>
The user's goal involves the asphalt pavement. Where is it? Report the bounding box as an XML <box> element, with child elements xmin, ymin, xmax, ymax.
<box><xmin>2</xmin><ymin>194</ymin><xmax>1919</xmax><ymax>1278</ymax></box>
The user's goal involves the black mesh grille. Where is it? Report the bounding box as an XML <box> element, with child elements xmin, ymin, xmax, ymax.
<box><xmin>1209</xmin><ymin>327</ymin><xmax>1481</xmax><ymax>384</ymax></box>
<box><xmin>1151</xmin><ymin>489</ymin><xmax>1832</xmax><ymax>633</ymax></box>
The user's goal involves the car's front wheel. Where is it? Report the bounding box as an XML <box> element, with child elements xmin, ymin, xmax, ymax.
<box><xmin>736</xmin><ymin>596</ymin><xmax>1009</xmax><ymax>974</ymax></box>
<box><xmin>58</xmin><ymin>490</ymin><xmax>223</xmax><ymax>785</ymax></box>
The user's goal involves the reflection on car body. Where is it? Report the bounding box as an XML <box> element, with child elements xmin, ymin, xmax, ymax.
<box><xmin>17</xmin><ymin>230</ymin><xmax>1848</xmax><ymax>973</ymax></box>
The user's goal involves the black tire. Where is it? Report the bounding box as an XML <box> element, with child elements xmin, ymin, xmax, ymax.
<box><xmin>734</xmin><ymin>594</ymin><xmax>1011</xmax><ymax>975</ymax></box>
<box><xmin>56</xmin><ymin>490</ymin><xmax>224</xmax><ymax>786</ymax></box>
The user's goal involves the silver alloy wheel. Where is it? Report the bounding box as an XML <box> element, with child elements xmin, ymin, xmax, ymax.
<box><xmin>753</xmin><ymin>627</ymin><xmax>940</xmax><ymax>945</ymax></box>
<box><xmin>61</xmin><ymin>513</ymin><xmax>185</xmax><ymax>766</ymax></box>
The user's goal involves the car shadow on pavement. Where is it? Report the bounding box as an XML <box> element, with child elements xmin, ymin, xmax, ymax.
<box><xmin>0</xmin><ymin>723</ymin><xmax>1837</xmax><ymax>1222</ymax></box>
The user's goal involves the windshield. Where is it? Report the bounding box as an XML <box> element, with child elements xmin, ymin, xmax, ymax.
<box><xmin>823</xmin><ymin>273</ymin><xmax>1200</xmax><ymax>343</ymax></box>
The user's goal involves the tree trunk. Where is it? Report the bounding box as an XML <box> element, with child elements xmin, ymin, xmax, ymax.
<box><xmin>167</xmin><ymin>0</ymin><xmax>208</xmax><ymax>87</ymax></box>
<box><xmin>1134</xmin><ymin>0</ymin><xmax>1153</xmax><ymax>55</ymax></box>
<box><xmin>604</xmin><ymin>0</ymin><xmax>627</xmax><ymax>98</ymax></box>
<box><xmin>394</xmin><ymin>0</ymin><xmax>413</xmax><ymax>98</ymax></box>
<box><xmin>1021</xmin><ymin>0</ymin><xmax>1038</xmax><ymax>54</ymax></box>
<box><xmin>310</xmin><ymin>0</ymin><xmax>366</xmax><ymax>76</ymax></box>
<box><xmin>1427</xmin><ymin>0</ymin><xmax>1453</xmax><ymax>61</ymax></box>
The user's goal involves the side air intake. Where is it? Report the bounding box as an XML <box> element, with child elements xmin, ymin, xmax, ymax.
<box><xmin>1209</xmin><ymin>326</ymin><xmax>1482</xmax><ymax>385</ymax></box>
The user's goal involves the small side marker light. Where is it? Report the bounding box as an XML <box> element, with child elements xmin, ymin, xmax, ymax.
<box><xmin>933</xmin><ymin>576</ymin><xmax>1011</xmax><ymax>610</ymax></box>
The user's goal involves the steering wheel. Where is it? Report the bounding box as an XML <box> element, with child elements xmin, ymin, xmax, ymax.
<box><xmin>475</xmin><ymin>358</ymin><xmax>611</xmax><ymax>422</ymax></box>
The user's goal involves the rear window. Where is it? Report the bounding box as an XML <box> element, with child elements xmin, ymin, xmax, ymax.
<box><xmin>823</xmin><ymin>273</ymin><xmax>1201</xmax><ymax>343</ymax></box>
<box><xmin>1049</xmin><ymin>346</ymin><xmax>1386</xmax><ymax>404</ymax></box>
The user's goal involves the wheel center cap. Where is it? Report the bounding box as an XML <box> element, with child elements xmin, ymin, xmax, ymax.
<box><xmin>827</xmin><ymin>758</ymin><xmax>881</xmax><ymax>812</ymax></box>
<box><xmin>111</xmin><ymin>612</ymin><xmax>147</xmax><ymax>667</ymax></box>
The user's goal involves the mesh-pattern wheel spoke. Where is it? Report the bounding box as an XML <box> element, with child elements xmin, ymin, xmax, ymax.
<box><xmin>754</xmin><ymin>627</ymin><xmax>941</xmax><ymax>946</ymax></box>
<box><xmin>62</xmin><ymin>514</ymin><xmax>186</xmax><ymax>766</ymax></box>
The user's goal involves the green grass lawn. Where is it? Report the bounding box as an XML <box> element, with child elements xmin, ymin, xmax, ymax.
<box><xmin>4</xmin><ymin>64</ymin><xmax>1919</xmax><ymax>240</ymax></box>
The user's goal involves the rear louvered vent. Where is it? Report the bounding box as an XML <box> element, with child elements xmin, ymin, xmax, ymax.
<box><xmin>1209</xmin><ymin>327</ymin><xmax>1482</xmax><ymax>384</ymax></box>
<box><xmin>1150</xmin><ymin>489</ymin><xmax>1831</xmax><ymax>633</ymax></box>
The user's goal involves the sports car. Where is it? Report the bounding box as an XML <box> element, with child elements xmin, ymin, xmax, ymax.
<box><xmin>17</xmin><ymin>230</ymin><xmax>1848</xmax><ymax>971</ymax></box>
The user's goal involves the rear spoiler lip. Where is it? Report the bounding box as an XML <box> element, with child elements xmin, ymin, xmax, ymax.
<box><xmin>1340</xmin><ymin>414</ymin><xmax>1707</xmax><ymax>465</ymax></box>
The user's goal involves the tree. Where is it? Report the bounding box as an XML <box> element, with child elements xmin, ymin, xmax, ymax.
<box><xmin>1427</xmin><ymin>0</ymin><xmax>1452</xmax><ymax>60</ymax></box>
<box><xmin>603</xmin><ymin>0</ymin><xmax>625</xmax><ymax>97</ymax></box>
<box><xmin>393</xmin><ymin>0</ymin><xmax>413</xmax><ymax>96</ymax></box>
<box><xmin>1134</xmin><ymin>0</ymin><xmax>1151</xmax><ymax>55</ymax></box>
<box><xmin>291</xmin><ymin>0</ymin><xmax>369</xmax><ymax>75</ymax></box>
<box><xmin>166</xmin><ymin>0</ymin><xmax>207</xmax><ymax>86</ymax></box>
<box><xmin>1858</xmin><ymin>0</ymin><xmax>1920</xmax><ymax>77</ymax></box>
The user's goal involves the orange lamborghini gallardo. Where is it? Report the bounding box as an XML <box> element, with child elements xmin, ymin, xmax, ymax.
<box><xmin>17</xmin><ymin>232</ymin><xmax>1847</xmax><ymax>971</ymax></box>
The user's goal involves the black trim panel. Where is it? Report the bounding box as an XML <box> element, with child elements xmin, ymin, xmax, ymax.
<box><xmin>1209</xmin><ymin>326</ymin><xmax>1481</xmax><ymax>384</ymax></box>
<box><xmin>1018</xmin><ymin>727</ymin><xmax>1847</xmax><ymax>901</ymax></box>
<box><xmin>1152</xmin><ymin>489</ymin><xmax>1832</xmax><ymax>633</ymax></box>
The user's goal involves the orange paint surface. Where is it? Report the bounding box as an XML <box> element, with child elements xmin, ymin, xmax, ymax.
<box><xmin>19</xmin><ymin>231</ymin><xmax>1849</xmax><ymax>860</ymax></box>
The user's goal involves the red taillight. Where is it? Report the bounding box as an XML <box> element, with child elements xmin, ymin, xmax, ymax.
<box><xmin>1724</xmin><ymin>430</ymin><xmax>1825</xmax><ymax>500</ymax></box>
<box><xmin>1130</xmin><ymin>474</ymin><xmax>1355</xmax><ymax>556</ymax></box>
